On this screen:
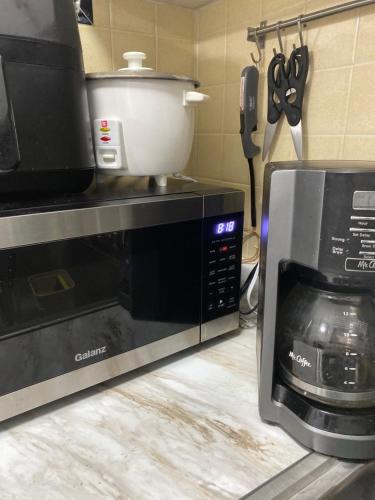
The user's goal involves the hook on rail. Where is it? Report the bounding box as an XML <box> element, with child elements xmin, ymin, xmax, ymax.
<box><xmin>273</xmin><ymin>21</ymin><xmax>284</xmax><ymax>56</ymax></box>
<box><xmin>250</xmin><ymin>28</ymin><xmax>263</xmax><ymax>64</ymax></box>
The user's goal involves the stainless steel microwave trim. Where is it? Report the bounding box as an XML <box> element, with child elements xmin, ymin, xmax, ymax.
<box><xmin>201</xmin><ymin>311</ymin><xmax>240</xmax><ymax>342</ymax></box>
<box><xmin>0</xmin><ymin>193</ymin><xmax>202</xmax><ymax>249</ymax></box>
<box><xmin>203</xmin><ymin>191</ymin><xmax>245</xmax><ymax>218</ymax></box>
<box><xmin>0</xmin><ymin>326</ymin><xmax>200</xmax><ymax>424</ymax></box>
<box><xmin>281</xmin><ymin>367</ymin><xmax>375</xmax><ymax>406</ymax></box>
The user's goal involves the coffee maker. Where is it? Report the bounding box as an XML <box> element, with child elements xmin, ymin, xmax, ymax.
<box><xmin>258</xmin><ymin>161</ymin><xmax>375</xmax><ymax>459</ymax></box>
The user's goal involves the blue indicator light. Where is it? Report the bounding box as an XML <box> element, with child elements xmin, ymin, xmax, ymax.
<box><xmin>261</xmin><ymin>215</ymin><xmax>269</xmax><ymax>240</ymax></box>
<box><xmin>214</xmin><ymin>220</ymin><xmax>236</xmax><ymax>235</ymax></box>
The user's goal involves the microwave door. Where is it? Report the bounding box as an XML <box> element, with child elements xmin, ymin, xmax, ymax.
<box><xmin>0</xmin><ymin>219</ymin><xmax>202</xmax><ymax>399</ymax></box>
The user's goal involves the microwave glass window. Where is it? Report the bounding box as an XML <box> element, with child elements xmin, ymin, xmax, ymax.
<box><xmin>214</xmin><ymin>220</ymin><xmax>236</xmax><ymax>235</ymax></box>
<box><xmin>0</xmin><ymin>221</ymin><xmax>201</xmax><ymax>343</ymax></box>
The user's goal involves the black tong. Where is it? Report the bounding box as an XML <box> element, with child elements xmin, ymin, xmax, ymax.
<box><xmin>263</xmin><ymin>44</ymin><xmax>309</xmax><ymax>160</ymax></box>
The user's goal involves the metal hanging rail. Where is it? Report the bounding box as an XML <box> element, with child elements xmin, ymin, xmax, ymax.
<box><xmin>247</xmin><ymin>0</ymin><xmax>375</xmax><ymax>43</ymax></box>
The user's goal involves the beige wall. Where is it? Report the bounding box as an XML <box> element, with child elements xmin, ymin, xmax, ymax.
<box><xmin>194</xmin><ymin>0</ymin><xmax>375</xmax><ymax>237</ymax></box>
<box><xmin>78</xmin><ymin>0</ymin><xmax>194</xmax><ymax>76</ymax></box>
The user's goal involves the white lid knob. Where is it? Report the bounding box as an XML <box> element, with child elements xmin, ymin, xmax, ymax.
<box><xmin>122</xmin><ymin>51</ymin><xmax>147</xmax><ymax>70</ymax></box>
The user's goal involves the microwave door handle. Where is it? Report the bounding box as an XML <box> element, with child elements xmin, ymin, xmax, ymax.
<box><xmin>0</xmin><ymin>55</ymin><xmax>20</xmax><ymax>172</ymax></box>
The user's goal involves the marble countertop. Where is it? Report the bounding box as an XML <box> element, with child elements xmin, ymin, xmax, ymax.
<box><xmin>0</xmin><ymin>323</ymin><xmax>308</xmax><ymax>500</ymax></box>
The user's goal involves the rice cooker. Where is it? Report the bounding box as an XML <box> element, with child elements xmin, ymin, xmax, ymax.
<box><xmin>86</xmin><ymin>52</ymin><xmax>209</xmax><ymax>186</ymax></box>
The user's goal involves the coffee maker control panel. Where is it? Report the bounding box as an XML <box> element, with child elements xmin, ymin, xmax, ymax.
<box><xmin>202</xmin><ymin>213</ymin><xmax>243</xmax><ymax>322</ymax></box>
<box><xmin>319</xmin><ymin>173</ymin><xmax>375</xmax><ymax>279</ymax></box>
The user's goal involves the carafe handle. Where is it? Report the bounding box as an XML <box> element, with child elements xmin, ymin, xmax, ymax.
<box><xmin>0</xmin><ymin>55</ymin><xmax>20</xmax><ymax>172</ymax></box>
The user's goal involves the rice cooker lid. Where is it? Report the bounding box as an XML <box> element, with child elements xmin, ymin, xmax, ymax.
<box><xmin>86</xmin><ymin>51</ymin><xmax>200</xmax><ymax>87</ymax></box>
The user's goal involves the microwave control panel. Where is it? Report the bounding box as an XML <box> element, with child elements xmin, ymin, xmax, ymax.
<box><xmin>202</xmin><ymin>213</ymin><xmax>243</xmax><ymax>323</ymax></box>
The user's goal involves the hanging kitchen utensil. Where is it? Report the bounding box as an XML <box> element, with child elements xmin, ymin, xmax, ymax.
<box><xmin>262</xmin><ymin>52</ymin><xmax>285</xmax><ymax>161</ymax></box>
<box><xmin>262</xmin><ymin>22</ymin><xmax>286</xmax><ymax>161</ymax></box>
<box><xmin>240</xmin><ymin>65</ymin><xmax>260</xmax><ymax>228</ymax></box>
<box><xmin>263</xmin><ymin>18</ymin><xmax>309</xmax><ymax>161</ymax></box>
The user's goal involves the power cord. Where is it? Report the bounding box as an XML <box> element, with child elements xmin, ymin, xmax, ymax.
<box><xmin>248</xmin><ymin>158</ymin><xmax>257</xmax><ymax>228</ymax></box>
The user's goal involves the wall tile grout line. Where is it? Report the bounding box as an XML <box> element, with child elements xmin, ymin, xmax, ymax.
<box><xmin>109</xmin><ymin>0</ymin><xmax>115</xmax><ymax>71</ymax></box>
<box><xmin>341</xmin><ymin>11</ymin><xmax>361</xmax><ymax>155</ymax></box>
<box><xmin>155</xmin><ymin>4</ymin><xmax>159</xmax><ymax>71</ymax></box>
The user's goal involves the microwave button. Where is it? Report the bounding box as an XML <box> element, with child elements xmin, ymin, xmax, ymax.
<box><xmin>218</xmin><ymin>245</ymin><xmax>229</xmax><ymax>253</ymax></box>
<box><xmin>217</xmin><ymin>267</ymin><xmax>228</xmax><ymax>274</ymax></box>
<box><xmin>208</xmin><ymin>259</ymin><xmax>217</xmax><ymax>266</ymax></box>
<box><xmin>209</xmin><ymin>269</ymin><xmax>216</xmax><ymax>277</ymax></box>
<box><xmin>208</xmin><ymin>280</ymin><xmax>217</xmax><ymax>287</ymax></box>
<box><xmin>217</xmin><ymin>277</ymin><xmax>227</xmax><ymax>284</ymax></box>
<box><xmin>217</xmin><ymin>298</ymin><xmax>226</xmax><ymax>309</ymax></box>
<box><xmin>228</xmin><ymin>254</ymin><xmax>236</xmax><ymax>261</ymax></box>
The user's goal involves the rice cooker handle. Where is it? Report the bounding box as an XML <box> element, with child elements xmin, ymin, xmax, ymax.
<box><xmin>183</xmin><ymin>91</ymin><xmax>210</xmax><ymax>106</ymax></box>
<box><xmin>0</xmin><ymin>55</ymin><xmax>20</xmax><ymax>172</ymax></box>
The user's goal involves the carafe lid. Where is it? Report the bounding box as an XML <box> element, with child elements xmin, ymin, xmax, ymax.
<box><xmin>86</xmin><ymin>51</ymin><xmax>199</xmax><ymax>87</ymax></box>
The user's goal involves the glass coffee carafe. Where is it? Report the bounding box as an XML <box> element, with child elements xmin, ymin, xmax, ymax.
<box><xmin>277</xmin><ymin>280</ymin><xmax>375</xmax><ymax>408</ymax></box>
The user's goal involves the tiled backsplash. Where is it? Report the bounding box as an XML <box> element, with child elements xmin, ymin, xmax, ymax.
<box><xmin>79</xmin><ymin>0</ymin><xmax>375</xmax><ymax>255</ymax></box>
<box><xmin>78</xmin><ymin>0</ymin><xmax>194</xmax><ymax>75</ymax></box>
<box><xmin>193</xmin><ymin>0</ymin><xmax>375</xmax><ymax>240</ymax></box>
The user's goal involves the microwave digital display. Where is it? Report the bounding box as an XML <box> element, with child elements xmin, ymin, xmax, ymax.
<box><xmin>214</xmin><ymin>220</ymin><xmax>236</xmax><ymax>235</ymax></box>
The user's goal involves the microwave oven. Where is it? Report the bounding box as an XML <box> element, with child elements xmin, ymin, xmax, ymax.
<box><xmin>0</xmin><ymin>178</ymin><xmax>244</xmax><ymax>422</ymax></box>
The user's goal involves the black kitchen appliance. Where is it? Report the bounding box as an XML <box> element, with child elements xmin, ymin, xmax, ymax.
<box><xmin>0</xmin><ymin>177</ymin><xmax>243</xmax><ymax>422</ymax></box>
<box><xmin>0</xmin><ymin>0</ymin><xmax>94</xmax><ymax>194</ymax></box>
<box><xmin>258</xmin><ymin>161</ymin><xmax>375</xmax><ymax>459</ymax></box>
